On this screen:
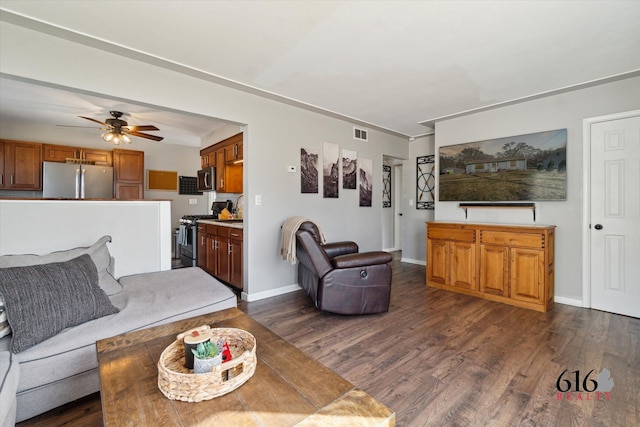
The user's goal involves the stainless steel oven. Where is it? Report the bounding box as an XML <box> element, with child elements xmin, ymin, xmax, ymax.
<box><xmin>179</xmin><ymin>215</ymin><xmax>216</xmax><ymax>268</ymax></box>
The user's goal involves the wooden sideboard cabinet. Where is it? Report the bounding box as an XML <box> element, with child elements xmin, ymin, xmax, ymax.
<box><xmin>426</xmin><ymin>222</ymin><xmax>555</xmax><ymax>312</ymax></box>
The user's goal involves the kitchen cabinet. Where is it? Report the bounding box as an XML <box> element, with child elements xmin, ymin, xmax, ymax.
<box><xmin>113</xmin><ymin>148</ymin><xmax>144</xmax><ymax>199</ymax></box>
<box><xmin>199</xmin><ymin>132</ymin><xmax>243</xmax><ymax>193</ymax></box>
<box><xmin>223</xmin><ymin>227</ymin><xmax>243</xmax><ymax>289</ymax></box>
<box><xmin>197</xmin><ymin>224</ymin><xmax>207</xmax><ymax>268</ymax></box>
<box><xmin>224</xmin><ymin>135</ymin><xmax>243</xmax><ymax>162</ymax></box>
<box><xmin>200</xmin><ymin>149</ymin><xmax>215</xmax><ymax>168</ymax></box>
<box><xmin>200</xmin><ymin>223</ymin><xmax>243</xmax><ymax>291</ymax></box>
<box><xmin>43</xmin><ymin>144</ymin><xmax>112</xmax><ymax>166</ymax></box>
<box><xmin>426</xmin><ymin>222</ymin><xmax>555</xmax><ymax>312</ymax></box>
<box><xmin>0</xmin><ymin>139</ymin><xmax>42</xmax><ymax>190</ymax></box>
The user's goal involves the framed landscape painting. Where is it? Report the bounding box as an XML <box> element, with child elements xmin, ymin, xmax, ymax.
<box><xmin>439</xmin><ymin>129</ymin><xmax>567</xmax><ymax>201</ymax></box>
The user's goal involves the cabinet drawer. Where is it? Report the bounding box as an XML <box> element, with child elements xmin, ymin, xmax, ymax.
<box><xmin>428</xmin><ymin>227</ymin><xmax>475</xmax><ymax>242</ymax></box>
<box><xmin>217</xmin><ymin>227</ymin><xmax>243</xmax><ymax>240</ymax></box>
<box><xmin>480</xmin><ymin>231</ymin><xmax>543</xmax><ymax>248</ymax></box>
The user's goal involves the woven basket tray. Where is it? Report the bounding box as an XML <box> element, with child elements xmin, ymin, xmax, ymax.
<box><xmin>157</xmin><ymin>326</ymin><xmax>257</xmax><ymax>402</ymax></box>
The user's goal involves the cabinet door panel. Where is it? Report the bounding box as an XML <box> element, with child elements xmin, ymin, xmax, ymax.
<box><xmin>510</xmin><ymin>248</ymin><xmax>544</xmax><ymax>303</ymax></box>
<box><xmin>197</xmin><ymin>225</ymin><xmax>207</xmax><ymax>269</ymax></box>
<box><xmin>43</xmin><ymin>144</ymin><xmax>79</xmax><ymax>162</ymax></box>
<box><xmin>8</xmin><ymin>142</ymin><xmax>42</xmax><ymax>189</ymax></box>
<box><xmin>82</xmin><ymin>149</ymin><xmax>112</xmax><ymax>166</ymax></box>
<box><xmin>427</xmin><ymin>239</ymin><xmax>449</xmax><ymax>285</ymax></box>
<box><xmin>217</xmin><ymin>236</ymin><xmax>230</xmax><ymax>282</ymax></box>
<box><xmin>229</xmin><ymin>239</ymin><xmax>242</xmax><ymax>289</ymax></box>
<box><xmin>451</xmin><ymin>242</ymin><xmax>476</xmax><ymax>290</ymax></box>
<box><xmin>480</xmin><ymin>245</ymin><xmax>509</xmax><ymax>296</ymax></box>
<box><xmin>0</xmin><ymin>142</ymin><xmax>5</xmax><ymax>189</ymax></box>
<box><xmin>114</xmin><ymin>183</ymin><xmax>142</xmax><ymax>199</ymax></box>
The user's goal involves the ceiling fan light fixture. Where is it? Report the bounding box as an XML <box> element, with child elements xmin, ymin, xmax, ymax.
<box><xmin>122</xmin><ymin>134</ymin><xmax>132</xmax><ymax>144</ymax></box>
<box><xmin>102</xmin><ymin>131</ymin><xmax>115</xmax><ymax>142</ymax></box>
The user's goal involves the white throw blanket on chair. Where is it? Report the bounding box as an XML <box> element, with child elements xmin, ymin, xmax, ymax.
<box><xmin>280</xmin><ymin>216</ymin><xmax>326</xmax><ymax>265</ymax></box>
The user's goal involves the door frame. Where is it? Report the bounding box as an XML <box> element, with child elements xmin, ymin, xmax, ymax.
<box><xmin>581</xmin><ymin>109</ymin><xmax>640</xmax><ymax>308</ymax></box>
<box><xmin>393</xmin><ymin>164</ymin><xmax>403</xmax><ymax>250</ymax></box>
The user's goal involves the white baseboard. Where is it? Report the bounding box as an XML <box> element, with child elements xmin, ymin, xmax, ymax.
<box><xmin>242</xmin><ymin>283</ymin><xmax>302</xmax><ymax>302</ymax></box>
<box><xmin>554</xmin><ymin>296</ymin><xmax>583</xmax><ymax>307</ymax></box>
<box><xmin>401</xmin><ymin>258</ymin><xmax>426</xmax><ymax>266</ymax></box>
<box><xmin>383</xmin><ymin>247</ymin><xmax>399</xmax><ymax>252</ymax></box>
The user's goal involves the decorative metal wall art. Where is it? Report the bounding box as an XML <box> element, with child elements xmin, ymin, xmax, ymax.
<box><xmin>382</xmin><ymin>165</ymin><xmax>391</xmax><ymax>208</ymax></box>
<box><xmin>417</xmin><ymin>155</ymin><xmax>435</xmax><ymax>210</ymax></box>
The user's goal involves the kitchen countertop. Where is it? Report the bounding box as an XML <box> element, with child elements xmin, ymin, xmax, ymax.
<box><xmin>198</xmin><ymin>219</ymin><xmax>244</xmax><ymax>229</ymax></box>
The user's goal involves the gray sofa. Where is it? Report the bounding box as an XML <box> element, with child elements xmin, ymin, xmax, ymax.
<box><xmin>0</xmin><ymin>236</ymin><xmax>237</xmax><ymax>424</ymax></box>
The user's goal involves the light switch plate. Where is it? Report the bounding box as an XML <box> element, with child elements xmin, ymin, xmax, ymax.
<box><xmin>288</xmin><ymin>165</ymin><xmax>296</xmax><ymax>173</ymax></box>
<box><xmin>255</xmin><ymin>195</ymin><xmax>262</xmax><ymax>205</ymax></box>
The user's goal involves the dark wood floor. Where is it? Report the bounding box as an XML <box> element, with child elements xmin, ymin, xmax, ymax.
<box><xmin>18</xmin><ymin>258</ymin><xmax>639</xmax><ymax>426</ymax></box>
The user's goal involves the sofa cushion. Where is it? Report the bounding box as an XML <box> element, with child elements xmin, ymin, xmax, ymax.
<box><xmin>0</xmin><ymin>254</ymin><xmax>120</xmax><ymax>353</ymax></box>
<box><xmin>0</xmin><ymin>235</ymin><xmax>122</xmax><ymax>296</ymax></box>
<box><xmin>3</xmin><ymin>267</ymin><xmax>236</xmax><ymax>398</ymax></box>
<box><xmin>0</xmin><ymin>351</ymin><xmax>20</xmax><ymax>427</ymax></box>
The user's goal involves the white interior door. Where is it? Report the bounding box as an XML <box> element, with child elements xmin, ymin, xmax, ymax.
<box><xmin>589</xmin><ymin>114</ymin><xmax>640</xmax><ymax>318</ymax></box>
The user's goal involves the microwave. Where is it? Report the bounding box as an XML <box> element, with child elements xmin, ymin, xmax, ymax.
<box><xmin>197</xmin><ymin>167</ymin><xmax>216</xmax><ymax>191</ymax></box>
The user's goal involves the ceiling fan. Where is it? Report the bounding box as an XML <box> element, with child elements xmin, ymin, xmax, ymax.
<box><xmin>77</xmin><ymin>111</ymin><xmax>164</xmax><ymax>144</ymax></box>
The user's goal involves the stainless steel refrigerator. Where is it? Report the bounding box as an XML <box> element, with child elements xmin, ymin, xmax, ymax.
<box><xmin>43</xmin><ymin>161</ymin><xmax>114</xmax><ymax>198</ymax></box>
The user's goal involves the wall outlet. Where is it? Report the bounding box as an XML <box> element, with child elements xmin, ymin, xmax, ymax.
<box><xmin>189</xmin><ymin>199</ymin><xmax>197</xmax><ymax>205</ymax></box>
<box><xmin>255</xmin><ymin>195</ymin><xmax>262</xmax><ymax>206</ymax></box>
<box><xmin>409</xmin><ymin>199</ymin><xmax>414</xmax><ymax>206</ymax></box>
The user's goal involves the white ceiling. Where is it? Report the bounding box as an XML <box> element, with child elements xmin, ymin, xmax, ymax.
<box><xmin>1</xmin><ymin>1</ymin><xmax>639</xmax><ymax>143</ymax></box>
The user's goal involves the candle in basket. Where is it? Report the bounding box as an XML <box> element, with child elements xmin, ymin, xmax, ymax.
<box><xmin>183</xmin><ymin>329</ymin><xmax>212</xmax><ymax>369</ymax></box>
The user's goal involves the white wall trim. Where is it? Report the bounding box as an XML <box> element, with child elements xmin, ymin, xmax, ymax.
<box><xmin>581</xmin><ymin>109</ymin><xmax>640</xmax><ymax>310</ymax></box>
<box><xmin>554</xmin><ymin>296</ymin><xmax>584</xmax><ymax>308</ymax></box>
<box><xmin>401</xmin><ymin>258</ymin><xmax>426</xmax><ymax>266</ymax></box>
<box><xmin>241</xmin><ymin>283</ymin><xmax>301</xmax><ymax>302</ymax></box>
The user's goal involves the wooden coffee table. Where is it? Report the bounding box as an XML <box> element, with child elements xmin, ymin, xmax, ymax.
<box><xmin>96</xmin><ymin>307</ymin><xmax>395</xmax><ymax>426</ymax></box>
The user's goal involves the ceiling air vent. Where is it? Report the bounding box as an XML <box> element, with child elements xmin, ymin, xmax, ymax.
<box><xmin>353</xmin><ymin>127</ymin><xmax>368</xmax><ymax>142</ymax></box>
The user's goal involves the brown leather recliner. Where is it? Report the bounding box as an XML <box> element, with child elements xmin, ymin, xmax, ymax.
<box><xmin>295</xmin><ymin>221</ymin><xmax>393</xmax><ymax>315</ymax></box>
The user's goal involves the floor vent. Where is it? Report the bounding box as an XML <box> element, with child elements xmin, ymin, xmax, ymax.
<box><xmin>353</xmin><ymin>127</ymin><xmax>368</xmax><ymax>141</ymax></box>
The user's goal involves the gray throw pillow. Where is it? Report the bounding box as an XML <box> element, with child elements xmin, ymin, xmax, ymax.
<box><xmin>0</xmin><ymin>235</ymin><xmax>123</xmax><ymax>296</ymax></box>
<box><xmin>0</xmin><ymin>254</ymin><xmax>120</xmax><ymax>353</ymax></box>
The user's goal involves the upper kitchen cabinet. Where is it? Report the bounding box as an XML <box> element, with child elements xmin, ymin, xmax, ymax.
<box><xmin>43</xmin><ymin>144</ymin><xmax>113</xmax><ymax>166</ymax></box>
<box><xmin>200</xmin><ymin>148</ymin><xmax>216</xmax><ymax>168</ymax></box>
<box><xmin>0</xmin><ymin>139</ymin><xmax>42</xmax><ymax>190</ymax></box>
<box><xmin>224</xmin><ymin>133</ymin><xmax>243</xmax><ymax>162</ymax></box>
<box><xmin>200</xmin><ymin>132</ymin><xmax>243</xmax><ymax>193</ymax></box>
<box><xmin>113</xmin><ymin>148</ymin><xmax>144</xmax><ymax>199</ymax></box>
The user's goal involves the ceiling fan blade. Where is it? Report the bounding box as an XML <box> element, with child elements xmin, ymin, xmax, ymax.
<box><xmin>129</xmin><ymin>131</ymin><xmax>164</xmax><ymax>141</ymax></box>
<box><xmin>125</xmin><ymin>125</ymin><xmax>159</xmax><ymax>132</ymax></box>
<box><xmin>57</xmin><ymin>125</ymin><xmax>101</xmax><ymax>128</ymax></box>
<box><xmin>79</xmin><ymin>116</ymin><xmax>108</xmax><ymax>127</ymax></box>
